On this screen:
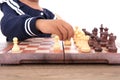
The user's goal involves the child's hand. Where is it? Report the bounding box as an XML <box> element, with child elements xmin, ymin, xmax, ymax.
<box><xmin>36</xmin><ymin>19</ymin><xmax>74</xmax><ymax>40</ymax></box>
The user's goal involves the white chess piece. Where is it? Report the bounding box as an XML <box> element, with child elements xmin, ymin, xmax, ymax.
<box><xmin>53</xmin><ymin>36</ymin><xmax>61</xmax><ymax>51</ymax></box>
<box><xmin>80</xmin><ymin>35</ymin><xmax>91</xmax><ymax>53</ymax></box>
<box><xmin>12</xmin><ymin>37</ymin><xmax>20</xmax><ymax>52</ymax></box>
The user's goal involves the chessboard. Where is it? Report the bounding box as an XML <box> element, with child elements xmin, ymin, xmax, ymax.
<box><xmin>0</xmin><ymin>24</ymin><xmax>120</xmax><ymax>64</ymax></box>
<box><xmin>0</xmin><ymin>37</ymin><xmax>64</xmax><ymax>64</ymax></box>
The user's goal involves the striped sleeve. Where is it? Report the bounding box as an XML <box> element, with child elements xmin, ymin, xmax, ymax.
<box><xmin>24</xmin><ymin>17</ymin><xmax>44</xmax><ymax>37</ymax></box>
<box><xmin>1</xmin><ymin>4</ymin><xmax>44</xmax><ymax>41</ymax></box>
<box><xmin>0</xmin><ymin>0</ymin><xmax>55</xmax><ymax>41</ymax></box>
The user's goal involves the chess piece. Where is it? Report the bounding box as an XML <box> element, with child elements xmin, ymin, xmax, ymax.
<box><xmin>64</xmin><ymin>39</ymin><xmax>71</xmax><ymax>46</ymax></box>
<box><xmin>88</xmin><ymin>36</ymin><xmax>95</xmax><ymax>47</ymax></box>
<box><xmin>92</xmin><ymin>27</ymin><xmax>98</xmax><ymax>36</ymax></box>
<box><xmin>94</xmin><ymin>38</ymin><xmax>103</xmax><ymax>52</ymax></box>
<box><xmin>80</xmin><ymin>35</ymin><xmax>91</xmax><ymax>53</ymax></box>
<box><xmin>53</xmin><ymin>35</ymin><xmax>61</xmax><ymax>52</ymax></box>
<box><xmin>12</xmin><ymin>37</ymin><xmax>20</xmax><ymax>53</ymax></box>
<box><xmin>106</xmin><ymin>33</ymin><xmax>113</xmax><ymax>48</ymax></box>
<box><xmin>100</xmin><ymin>27</ymin><xmax>109</xmax><ymax>47</ymax></box>
<box><xmin>82</xmin><ymin>28</ymin><xmax>99</xmax><ymax>41</ymax></box>
<box><xmin>74</xmin><ymin>27</ymin><xmax>84</xmax><ymax>44</ymax></box>
<box><xmin>107</xmin><ymin>33</ymin><xmax>117</xmax><ymax>53</ymax></box>
<box><xmin>74</xmin><ymin>26</ymin><xmax>80</xmax><ymax>41</ymax></box>
<box><xmin>100</xmin><ymin>24</ymin><xmax>104</xmax><ymax>37</ymax></box>
<box><xmin>75</xmin><ymin>33</ymin><xmax>83</xmax><ymax>48</ymax></box>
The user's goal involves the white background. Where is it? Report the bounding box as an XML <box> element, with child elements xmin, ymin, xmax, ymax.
<box><xmin>0</xmin><ymin>0</ymin><xmax>120</xmax><ymax>42</ymax></box>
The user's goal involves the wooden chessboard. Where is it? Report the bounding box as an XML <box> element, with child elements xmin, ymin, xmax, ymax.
<box><xmin>0</xmin><ymin>37</ymin><xmax>120</xmax><ymax>65</ymax></box>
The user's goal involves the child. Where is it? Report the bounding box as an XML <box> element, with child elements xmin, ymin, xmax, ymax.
<box><xmin>0</xmin><ymin>0</ymin><xmax>74</xmax><ymax>41</ymax></box>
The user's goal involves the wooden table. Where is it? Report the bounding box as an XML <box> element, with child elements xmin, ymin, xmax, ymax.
<box><xmin>0</xmin><ymin>64</ymin><xmax>120</xmax><ymax>80</ymax></box>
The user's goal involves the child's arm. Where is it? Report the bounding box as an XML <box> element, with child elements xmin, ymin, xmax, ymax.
<box><xmin>1</xmin><ymin>3</ymin><xmax>74</xmax><ymax>41</ymax></box>
<box><xmin>1</xmin><ymin>4</ymin><xmax>50</xmax><ymax>41</ymax></box>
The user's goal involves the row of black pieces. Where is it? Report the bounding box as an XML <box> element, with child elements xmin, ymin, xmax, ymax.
<box><xmin>82</xmin><ymin>25</ymin><xmax>117</xmax><ymax>53</ymax></box>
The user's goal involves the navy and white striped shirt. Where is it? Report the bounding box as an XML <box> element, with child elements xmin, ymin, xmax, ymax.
<box><xmin>0</xmin><ymin>0</ymin><xmax>56</xmax><ymax>41</ymax></box>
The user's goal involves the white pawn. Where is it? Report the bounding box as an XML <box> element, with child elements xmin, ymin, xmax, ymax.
<box><xmin>80</xmin><ymin>35</ymin><xmax>91</xmax><ymax>53</ymax></box>
<box><xmin>12</xmin><ymin>37</ymin><xmax>20</xmax><ymax>53</ymax></box>
<box><xmin>53</xmin><ymin>36</ymin><xmax>61</xmax><ymax>51</ymax></box>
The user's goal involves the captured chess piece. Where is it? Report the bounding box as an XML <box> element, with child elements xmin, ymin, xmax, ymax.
<box><xmin>12</xmin><ymin>37</ymin><xmax>20</xmax><ymax>53</ymax></box>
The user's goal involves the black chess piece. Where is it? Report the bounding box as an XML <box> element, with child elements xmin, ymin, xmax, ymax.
<box><xmin>100</xmin><ymin>24</ymin><xmax>104</xmax><ymax>37</ymax></box>
<box><xmin>100</xmin><ymin>27</ymin><xmax>109</xmax><ymax>47</ymax></box>
<box><xmin>88</xmin><ymin>36</ymin><xmax>95</xmax><ymax>47</ymax></box>
<box><xmin>94</xmin><ymin>38</ymin><xmax>103</xmax><ymax>52</ymax></box>
<box><xmin>92</xmin><ymin>27</ymin><xmax>98</xmax><ymax>36</ymax></box>
<box><xmin>107</xmin><ymin>33</ymin><xmax>117</xmax><ymax>53</ymax></box>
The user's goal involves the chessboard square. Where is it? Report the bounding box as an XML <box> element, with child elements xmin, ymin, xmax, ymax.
<box><xmin>50</xmin><ymin>50</ymin><xmax>63</xmax><ymax>53</ymax></box>
<box><xmin>38</xmin><ymin>45</ymin><xmax>52</xmax><ymax>48</ymax></box>
<box><xmin>64</xmin><ymin>46</ymin><xmax>77</xmax><ymax>50</ymax></box>
<box><xmin>64</xmin><ymin>47</ymin><xmax>71</xmax><ymax>50</ymax></box>
<box><xmin>65</xmin><ymin>49</ymin><xmax>79</xmax><ymax>54</ymax></box>
<box><xmin>22</xmin><ymin>50</ymin><xmax>36</xmax><ymax>53</ymax></box>
<box><xmin>20</xmin><ymin>42</ymin><xmax>31</xmax><ymax>44</ymax></box>
<box><xmin>27</xmin><ymin>45</ymin><xmax>39</xmax><ymax>47</ymax></box>
<box><xmin>12</xmin><ymin>50</ymin><xmax>22</xmax><ymax>53</ymax></box>
<box><xmin>8</xmin><ymin>50</ymin><xmax>22</xmax><ymax>53</ymax></box>
<box><xmin>50</xmin><ymin>47</ymin><xmax>63</xmax><ymax>51</ymax></box>
<box><xmin>19</xmin><ymin>45</ymin><xmax>27</xmax><ymax>48</ymax></box>
<box><xmin>21</xmin><ymin>45</ymin><xmax>39</xmax><ymax>50</ymax></box>
<box><xmin>42</xmin><ymin>38</ymin><xmax>53</xmax><ymax>42</ymax></box>
<box><xmin>35</xmin><ymin>50</ymin><xmax>50</xmax><ymax>53</ymax></box>
<box><xmin>40</xmin><ymin>42</ymin><xmax>53</xmax><ymax>45</ymax></box>
<box><xmin>28</xmin><ymin>43</ymin><xmax>40</xmax><ymax>46</ymax></box>
<box><xmin>24</xmin><ymin>47</ymin><xmax>38</xmax><ymax>50</ymax></box>
<box><xmin>38</xmin><ymin>47</ymin><xmax>50</xmax><ymax>50</ymax></box>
